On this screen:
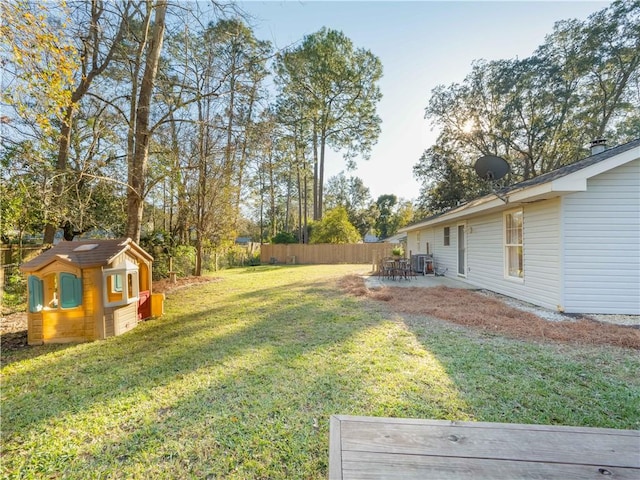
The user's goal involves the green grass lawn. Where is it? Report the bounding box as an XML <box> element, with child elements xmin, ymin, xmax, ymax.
<box><xmin>2</xmin><ymin>265</ymin><xmax>639</xmax><ymax>479</ymax></box>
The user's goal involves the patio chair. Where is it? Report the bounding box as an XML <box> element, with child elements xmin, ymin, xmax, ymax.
<box><xmin>381</xmin><ymin>258</ymin><xmax>396</xmax><ymax>280</ymax></box>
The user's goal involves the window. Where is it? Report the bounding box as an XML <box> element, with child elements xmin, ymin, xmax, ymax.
<box><xmin>103</xmin><ymin>261</ymin><xmax>139</xmax><ymax>307</ymax></box>
<box><xmin>112</xmin><ymin>273</ymin><xmax>123</xmax><ymax>293</ymax></box>
<box><xmin>28</xmin><ymin>273</ymin><xmax>82</xmax><ymax>311</ymax></box>
<box><xmin>505</xmin><ymin>210</ymin><xmax>523</xmax><ymax>279</ymax></box>
<box><xmin>444</xmin><ymin>227</ymin><xmax>450</xmax><ymax>246</ymax></box>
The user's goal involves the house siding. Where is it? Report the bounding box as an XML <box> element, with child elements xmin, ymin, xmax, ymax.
<box><xmin>407</xmin><ymin>229</ymin><xmax>435</xmax><ymax>256</ymax></box>
<box><xmin>562</xmin><ymin>159</ymin><xmax>640</xmax><ymax>314</ymax></box>
<box><xmin>461</xmin><ymin>200</ymin><xmax>562</xmax><ymax>310</ymax></box>
<box><xmin>435</xmin><ymin>225</ymin><xmax>457</xmax><ymax>275</ymax></box>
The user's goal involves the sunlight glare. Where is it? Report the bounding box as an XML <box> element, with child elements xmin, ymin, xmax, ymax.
<box><xmin>462</xmin><ymin>119</ymin><xmax>475</xmax><ymax>134</ymax></box>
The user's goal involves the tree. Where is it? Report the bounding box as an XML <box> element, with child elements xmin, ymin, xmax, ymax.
<box><xmin>417</xmin><ymin>0</ymin><xmax>640</xmax><ymax>214</ymax></box>
<box><xmin>324</xmin><ymin>172</ymin><xmax>373</xmax><ymax>237</ymax></box>
<box><xmin>370</xmin><ymin>194</ymin><xmax>416</xmax><ymax>239</ymax></box>
<box><xmin>275</xmin><ymin>87</ymin><xmax>314</xmax><ymax>243</ymax></box>
<box><xmin>126</xmin><ymin>0</ymin><xmax>167</xmax><ymax>242</ymax></box>
<box><xmin>310</xmin><ymin>206</ymin><xmax>361</xmax><ymax>244</ymax></box>
<box><xmin>2</xmin><ymin>0</ymin><xmax>130</xmax><ymax>243</ymax></box>
<box><xmin>0</xmin><ymin>0</ymin><xmax>78</xmax><ymax>135</ymax></box>
<box><xmin>575</xmin><ymin>0</ymin><xmax>640</xmax><ymax>139</ymax></box>
<box><xmin>275</xmin><ymin>28</ymin><xmax>383</xmax><ymax>221</ymax></box>
<box><xmin>413</xmin><ymin>146</ymin><xmax>489</xmax><ymax>215</ymax></box>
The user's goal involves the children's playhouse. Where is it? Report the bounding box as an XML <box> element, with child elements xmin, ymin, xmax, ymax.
<box><xmin>20</xmin><ymin>238</ymin><xmax>164</xmax><ymax>345</ymax></box>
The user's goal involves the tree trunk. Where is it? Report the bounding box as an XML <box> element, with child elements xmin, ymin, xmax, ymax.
<box><xmin>43</xmin><ymin>104</ymin><xmax>75</xmax><ymax>243</ymax></box>
<box><xmin>318</xmin><ymin>132</ymin><xmax>326</xmax><ymax>220</ymax></box>
<box><xmin>43</xmin><ymin>0</ymin><xmax>129</xmax><ymax>243</ymax></box>
<box><xmin>312</xmin><ymin>123</ymin><xmax>319</xmax><ymax>220</ymax></box>
<box><xmin>126</xmin><ymin>1</ymin><xmax>167</xmax><ymax>242</ymax></box>
<box><xmin>194</xmin><ymin>93</ymin><xmax>208</xmax><ymax>276</ymax></box>
<box><xmin>303</xmin><ymin>173</ymin><xmax>308</xmax><ymax>243</ymax></box>
<box><xmin>284</xmin><ymin>166</ymin><xmax>292</xmax><ymax>233</ymax></box>
<box><xmin>296</xmin><ymin>148</ymin><xmax>304</xmax><ymax>244</ymax></box>
<box><xmin>234</xmin><ymin>83</ymin><xmax>257</xmax><ymax>231</ymax></box>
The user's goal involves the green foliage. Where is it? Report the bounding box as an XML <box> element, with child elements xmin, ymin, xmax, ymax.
<box><xmin>413</xmin><ymin>146</ymin><xmax>490</xmax><ymax>215</ymax></box>
<box><xmin>139</xmin><ymin>232</ymin><xmax>195</xmax><ymax>279</ymax></box>
<box><xmin>173</xmin><ymin>245</ymin><xmax>196</xmax><ymax>276</ymax></box>
<box><xmin>1</xmin><ymin>266</ymin><xmax>27</xmax><ymax>312</ymax></box>
<box><xmin>373</xmin><ymin>194</ymin><xmax>413</xmax><ymax>239</ymax></box>
<box><xmin>417</xmin><ymin>0</ymin><xmax>640</xmax><ymax>216</ymax></box>
<box><xmin>271</xmin><ymin>231</ymin><xmax>298</xmax><ymax>244</ymax></box>
<box><xmin>275</xmin><ymin>27</ymin><xmax>383</xmax><ymax>220</ymax></box>
<box><xmin>324</xmin><ymin>172</ymin><xmax>374</xmax><ymax>237</ymax></box>
<box><xmin>310</xmin><ymin>207</ymin><xmax>361</xmax><ymax>244</ymax></box>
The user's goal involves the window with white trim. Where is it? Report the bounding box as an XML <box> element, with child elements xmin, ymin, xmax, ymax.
<box><xmin>504</xmin><ymin>209</ymin><xmax>523</xmax><ymax>279</ymax></box>
<box><xmin>103</xmin><ymin>261</ymin><xmax>139</xmax><ymax>307</ymax></box>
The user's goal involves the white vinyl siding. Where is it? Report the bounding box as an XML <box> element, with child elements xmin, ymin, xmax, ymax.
<box><xmin>521</xmin><ymin>199</ymin><xmax>562</xmax><ymax>309</ymax></box>
<box><xmin>562</xmin><ymin>159</ymin><xmax>640</xmax><ymax>314</ymax></box>
<box><xmin>434</xmin><ymin>224</ymin><xmax>457</xmax><ymax>275</ymax></box>
<box><xmin>463</xmin><ymin>201</ymin><xmax>562</xmax><ymax>310</ymax></box>
<box><xmin>407</xmin><ymin>229</ymin><xmax>435</xmax><ymax>255</ymax></box>
<box><xmin>400</xmin><ymin>147</ymin><xmax>638</xmax><ymax>314</ymax></box>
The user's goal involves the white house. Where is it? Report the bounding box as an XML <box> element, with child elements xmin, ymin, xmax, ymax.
<box><xmin>400</xmin><ymin>138</ymin><xmax>640</xmax><ymax>315</ymax></box>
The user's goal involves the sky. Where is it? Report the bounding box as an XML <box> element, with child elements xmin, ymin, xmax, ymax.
<box><xmin>238</xmin><ymin>0</ymin><xmax>611</xmax><ymax>202</ymax></box>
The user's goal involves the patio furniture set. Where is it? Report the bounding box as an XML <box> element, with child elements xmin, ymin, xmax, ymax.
<box><xmin>378</xmin><ymin>254</ymin><xmax>435</xmax><ymax>280</ymax></box>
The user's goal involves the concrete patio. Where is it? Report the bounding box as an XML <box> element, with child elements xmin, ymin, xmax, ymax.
<box><xmin>365</xmin><ymin>273</ymin><xmax>478</xmax><ymax>290</ymax></box>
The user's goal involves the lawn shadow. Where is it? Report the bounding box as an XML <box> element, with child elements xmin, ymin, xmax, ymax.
<box><xmin>3</xmin><ymin>268</ymin><xmax>482</xmax><ymax>477</ymax></box>
<box><xmin>1</xmin><ymin>275</ymin><xmax>383</xmax><ymax>460</ymax></box>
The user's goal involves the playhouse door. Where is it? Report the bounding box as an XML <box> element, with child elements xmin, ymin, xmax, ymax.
<box><xmin>138</xmin><ymin>290</ymin><xmax>151</xmax><ymax>320</ymax></box>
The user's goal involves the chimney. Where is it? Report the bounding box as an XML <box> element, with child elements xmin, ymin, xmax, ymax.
<box><xmin>590</xmin><ymin>138</ymin><xmax>607</xmax><ymax>155</ymax></box>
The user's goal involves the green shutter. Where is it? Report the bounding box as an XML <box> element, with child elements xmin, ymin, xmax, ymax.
<box><xmin>60</xmin><ymin>273</ymin><xmax>82</xmax><ymax>308</ymax></box>
<box><xmin>28</xmin><ymin>275</ymin><xmax>44</xmax><ymax>312</ymax></box>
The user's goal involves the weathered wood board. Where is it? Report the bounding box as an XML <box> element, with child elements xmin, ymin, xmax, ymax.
<box><xmin>329</xmin><ymin>415</ymin><xmax>640</xmax><ymax>479</ymax></box>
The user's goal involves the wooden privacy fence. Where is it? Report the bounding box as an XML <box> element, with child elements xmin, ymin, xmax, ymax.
<box><xmin>261</xmin><ymin>243</ymin><xmax>398</xmax><ymax>265</ymax></box>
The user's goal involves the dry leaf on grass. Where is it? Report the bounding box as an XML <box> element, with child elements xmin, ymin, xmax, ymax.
<box><xmin>339</xmin><ymin>275</ymin><xmax>640</xmax><ymax>350</ymax></box>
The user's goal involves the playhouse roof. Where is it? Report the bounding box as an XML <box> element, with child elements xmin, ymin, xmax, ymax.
<box><xmin>20</xmin><ymin>238</ymin><xmax>153</xmax><ymax>273</ymax></box>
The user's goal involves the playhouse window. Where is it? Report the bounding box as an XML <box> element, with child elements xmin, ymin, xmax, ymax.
<box><xmin>29</xmin><ymin>273</ymin><xmax>82</xmax><ymax>311</ymax></box>
<box><xmin>104</xmin><ymin>267</ymin><xmax>139</xmax><ymax>307</ymax></box>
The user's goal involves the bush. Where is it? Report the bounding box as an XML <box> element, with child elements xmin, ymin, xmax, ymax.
<box><xmin>173</xmin><ymin>245</ymin><xmax>196</xmax><ymax>276</ymax></box>
<box><xmin>271</xmin><ymin>231</ymin><xmax>298</xmax><ymax>244</ymax></box>
<box><xmin>2</xmin><ymin>266</ymin><xmax>26</xmax><ymax>313</ymax></box>
<box><xmin>310</xmin><ymin>207</ymin><xmax>361</xmax><ymax>244</ymax></box>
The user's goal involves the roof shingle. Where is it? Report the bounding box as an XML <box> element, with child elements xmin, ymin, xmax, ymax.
<box><xmin>19</xmin><ymin>238</ymin><xmax>152</xmax><ymax>272</ymax></box>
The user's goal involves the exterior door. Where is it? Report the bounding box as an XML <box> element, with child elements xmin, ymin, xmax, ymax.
<box><xmin>457</xmin><ymin>224</ymin><xmax>466</xmax><ymax>276</ymax></box>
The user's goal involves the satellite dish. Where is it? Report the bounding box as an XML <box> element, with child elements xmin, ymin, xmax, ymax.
<box><xmin>474</xmin><ymin>155</ymin><xmax>510</xmax><ymax>181</ymax></box>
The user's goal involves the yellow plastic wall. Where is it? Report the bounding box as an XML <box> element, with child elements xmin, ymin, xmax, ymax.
<box><xmin>151</xmin><ymin>293</ymin><xmax>165</xmax><ymax>317</ymax></box>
